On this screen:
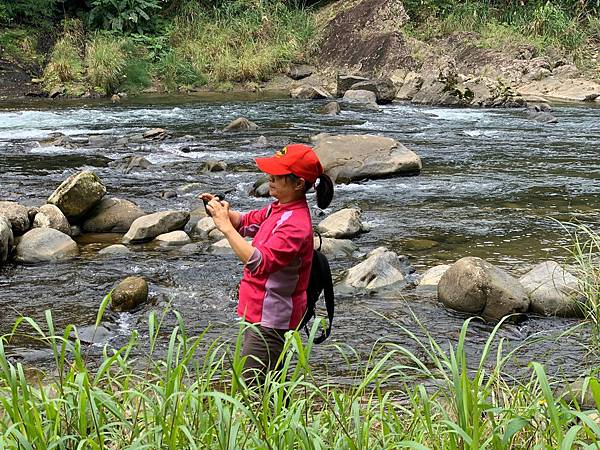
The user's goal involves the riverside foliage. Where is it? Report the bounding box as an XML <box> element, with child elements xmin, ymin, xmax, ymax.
<box><xmin>1</xmin><ymin>296</ymin><xmax>600</xmax><ymax>448</ymax></box>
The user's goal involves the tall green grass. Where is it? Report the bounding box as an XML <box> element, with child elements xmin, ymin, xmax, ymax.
<box><xmin>1</xmin><ymin>295</ymin><xmax>600</xmax><ymax>448</ymax></box>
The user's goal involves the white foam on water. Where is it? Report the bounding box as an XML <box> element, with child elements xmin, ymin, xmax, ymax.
<box><xmin>421</xmin><ymin>108</ymin><xmax>487</xmax><ymax>122</ymax></box>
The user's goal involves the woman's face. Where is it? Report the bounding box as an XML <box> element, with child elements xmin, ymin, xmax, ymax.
<box><xmin>268</xmin><ymin>174</ymin><xmax>302</xmax><ymax>202</ymax></box>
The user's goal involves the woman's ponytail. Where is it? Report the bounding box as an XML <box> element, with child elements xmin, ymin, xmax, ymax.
<box><xmin>315</xmin><ymin>173</ymin><xmax>334</xmax><ymax>209</ymax></box>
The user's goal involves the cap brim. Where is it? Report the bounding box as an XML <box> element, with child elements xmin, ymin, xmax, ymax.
<box><xmin>255</xmin><ymin>157</ymin><xmax>291</xmax><ymax>176</ymax></box>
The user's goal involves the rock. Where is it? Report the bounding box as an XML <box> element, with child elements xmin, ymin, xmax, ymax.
<box><xmin>74</xmin><ymin>324</ymin><xmax>113</xmax><ymax>344</ymax></box>
<box><xmin>192</xmin><ymin>217</ymin><xmax>217</xmax><ymax>239</ymax></box>
<box><xmin>336</xmin><ymin>74</ymin><xmax>369</xmax><ymax>96</ymax></box>
<box><xmin>396</xmin><ymin>72</ymin><xmax>423</xmax><ymax>100</ymax></box>
<box><xmin>185</xmin><ymin>206</ymin><xmax>209</xmax><ymax>234</ymax></box>
<box><xmin>223</xmin><ymin>117</ymin><xmax>258</xmax><ymax>132</ymax></box>
<box><xmin>525</xmin><ymin>106</ymin><xmax>558</xmax><ymax>123</ymax></box>
<box><xmin>437</xmin><ymin>257</ymin><xmax>529</xmax><ymax>321</ymax></box>
<box><xmin>160</xmin><ymin>190</ymin><xmax>178</xmax><ymax>199</ymax></box>
<box><xmin>288</xmin><ymin>64</ymin><xmax>314</xmax><ymax>80</ymax></box>
<box><xmin>319</xmin><ymin>101</ymin><xmax>341</xmax><ymax>115</ymax></box>
<box><xmin>337</xmin><ymin>247</ymin><xmax>414</xmax><ymax>294</ymax></box>
<box><xmin>32</xmin><ymin>204</ymin><xmax>71</xmax><ymax>235</ymax></box>
<box><xmin>143</xmin><ymin>128</ymin><xmax>167</xmax><ymax>140</ymax></box>
<box><xmin>208</xmin><ymin>228</ymin><xmax>225</xmax><ymax>240</ymax></box>
<box><xmin>15</xmin><ymin>228</ymin><xmax>79</xmax><ymax>263</ymax></box>
<box><xmin>180</xmin><ymin>243</ymin><xmax>201</xmax><ymax>254</ymax></box>
<box><xmin>70</xmin><ymin>225</ymin><xmax>82</xmax><ymax>237</ymax></box>
<box><xmin>27</xmin><ymin>207</ymin><xmax>39</xmax><ymax>223</ymax></box>
<box><xmin>154</xmin><ymin>230</ymin><xmax>191</xmax><ymax>246</ymax></box>
<box><xmin>343</xmin><ymin>89</ymin><xmax>378</xmax><ymax>105</ymax></box>
<box><xmin>0</xmin><ymin>216</ymin><xmax>14</xmax><ymax>265</ymax></box>
<box><xmin>99</xmin><ymin>244</ymin><xmax>131</xmax><ymax>255</ymax></box>
<box><xmin>315</xmin><ymin>237</ymin><xmax>357</xmax><ymax>258</ymax></box>
<box><xmin>199</xmin><ymin>160</ymin><xmax>228</xmax><ymax>173</ymax></box>
<box><xmin>47</xmin><ymin>171</ymin><xmax>106</xmax><ymax>221</ymax></box>
<box><xmin>111</xmin><ymin>276</ymin><xmax>148</xmax><ymax>312</ymax></box>
<box><xmin>249</xmin><ymin>175</ymin><xmax>270</xmax><ymax>197</ymax></box>
<box><xmin>123</xmin><ymin>210</ymin><xmax>190</xmax><ymax>244</ymax></box>
<box><xmin>0</xmin><ymin>201</ymin><xmax>30</xmax><ymax>235</ymax></box>
<box><xmin>256</xmin><ymin>135</ymin><xmax>268</xmax><ymax>147</ymax></box>
<box><xmin>82</xmin><ymin>198</ymin><xmax>146</xmax><ymax>233</ymax></box>
<box><xmin>519</xmin><ymin>261</ymin><xmax>583</xmax><ymax>317</ymax></box>
<box><xmin>311</xmin><ymin>133</ymin><xmax>422</xmax><ymax>183</ymax></box>
<box><xmin>290</xmin><ymin>85</ymin><xmax>332</xmax><ymax>100</ymax></box>
<box><xmin>49</xmin><ymin>87</ymin><xmax>64</xmax><ymax>98</ymax></box>
<box><xmin>111</xmin><ymin>94</ymin><xmax>121</xmax><ymax>103</ymax></box>
<box><xmin>109</xmin><ymin>156</ymin><xmax>153</xmax><ymax>173</ymax></box>
<box><xmin>209</xmin><ymin>238</ymin><xmax>250</xmax><ymax>255</ymax></box>
<box><xmin>350</xmin><ymin>78</ymin><xmax>396</xmax><ymax>104</ymax></box>
<box><xmin>317</xmin><ymin>208</ymin><xmax>366</xmax><ymax>238</ymax></box>
<box><xmin>584</xmin><ymin>93</ymin><xmax>600</xmax><ymax>102</ymax></box>
<box><xmin>416</xmin><ymin>264</ymin><xmax>451</xmax><ymax>293</ymax></box>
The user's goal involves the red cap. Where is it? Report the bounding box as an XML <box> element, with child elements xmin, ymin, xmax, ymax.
<box><xmin>255</xmin><ymin>144</ymin><xmax>324</xmax><ymax>183</ymax></box>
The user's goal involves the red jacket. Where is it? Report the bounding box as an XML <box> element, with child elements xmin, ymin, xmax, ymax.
<box><xmin>237</xmin><ymin>199</ymin><xmax>313</xmax><ymax>329</ymax></box>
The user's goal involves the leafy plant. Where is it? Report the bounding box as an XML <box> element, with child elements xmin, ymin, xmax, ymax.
<box><xmin>88</xmin><ymin>0</ymin><xmax>164</xmax><ymax>34</ymax></box>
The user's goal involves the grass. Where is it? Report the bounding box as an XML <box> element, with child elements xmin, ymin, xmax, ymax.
<box><xmin>85</xmin><ymin>33</ymin><xmax>127</xmax><ymax>95</ymax></box>
<box><xmin>0</xmin><ymin>28</ymin><xmax>41</xmax><ymax>67</ymax></box>
<box><xmin>1</xmin><ymin>290</ymin><xmax>600</xmax><ymax>448</ymax></box>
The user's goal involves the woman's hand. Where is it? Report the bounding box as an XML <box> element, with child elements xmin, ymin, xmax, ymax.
<box><xmin>208</xmin><ymin>199</ymin><xmax>234</xmax><ymax>233</ymax></box>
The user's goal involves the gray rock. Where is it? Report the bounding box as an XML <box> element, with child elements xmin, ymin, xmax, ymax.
<box><xmin>317</xmin><ymin>208</ymin><xmax>366</xmax><ymax>238</ymax></box>
<box><xmin>290</xmin><ymin>85</ymin><xmax>332</xmax><ymax>100</ymax></box>
<box><xmin>0</xmin><ymin>201</ymin><xmax>30</xmax><ymax>235</ymax></box>
<box><xmin>350</xmin><ymin>78</ymin><xmax>396</xmax><ymax>104</ymax></box>
<box><xmin>154</xmin><ymin>230</ymin><xmax>191</xmax><ymax>246</ymax></box>
<box><xmin>315</xmin><ymin>237</ymin><xmax>357</xmax><ymax>258</ymax></box>
<box><xmin>223</xmin><ymin>117</ymin><xmax>258</xmax><ymax>132</ymax></box>
<box><xmin>74</xmin><ymin>324</ymin><xmax>113</xmax><ymax>344</ymax></box>
<box><xmin>519</xmin><ymin>261</ymin><xmax>583</xmax><ymax>317</ymax></box>
<box><xmin>438</xmin><ymin>257</ymin><xmax>530</xmax><ymax>321</ymax></box>
<box><xmin>192</xmin><ymin>217</ymin><xmax>217</xmax><ymax>239</ymax></box>
<box><xmin>288</xmin><ymin>64</ymin><xmax>314</xmax><ymax>80</ymax></box>
<box><xmin>99</xmin><ymin>244</ymin><xmax>131</xmax><ymax>255</ymax></box>
<box><xmin>311</xmin><ymin>133</ymin><xmax>422</xmax><ymax>183</ymax></box>
<box><xmin>27</xmin><ymin>207</ymin><xmax>39</xmax><ymax>223</ymax></box>
<box><xmin>160</xmin><ymin>190</ymin><xmax>178</xmax><ymax>199</ymax></box>
<box><xmin>396</xmin><ymin>72</ymin><xmax>423</xmax><ymax>100</ymax></box>
<box><xmin>47</xmin><ymin>171</ymin><xmax>106</xmax><ymax>221</ymax></box>
<box><xmin>256</xmin><ymin>135</ymin><xmax>269</xmax><ymax>147</ymax></box>
<box><xmin>109</xmin><ymin>156</ymin><xmax>153</xmax><ymax>173</ymax></box>
<box><xmin>32</xmin><ymin>204</ymin><xmax>71</xmax><ymax>235</ymax></box>
<box><xmin>82</xmin><ymin>198</ymin><xmax>146</xmax><ymax>233</ymax></box>
<box><xmin>208</xmin><ymin>228</ymin><xmax>225</xmax><ymax>240</ymax></box>
<box><xmin>525</xmin><ymin>106</ymin><xmax>558</xmax><ymax>123</ymax></box>
<box><xmin>180</xmin><ymin>243</ymin><xmax>201</xmax><ymax>254</ymax></box>
<box><xmin>111</xmin><ymin>276</ymin><xmax>148</xmax><ymax>312</ymax></box>
<box><xmin>143</xmin><ymin>128</ymin><xmax>167</xmax><ymax>140</ymax></box>
<box><xmin>0</xmin><ymin>216</ymin><xmax>14</xmax><ymax>264</ymax></box>
<box><xmin>337</xmin><ymin>247</ymin><xmax>413</xmax><ymax>294</ymax></box>
<box><xmin>123</xmin><ymin>210</ymin><xmax>190</xmax><ymax>244</ymax></box>
<box><xmin>209</xmin><ymin>238</ymin><xmax>234</xmax><ymax>254</ymax></box>
<box><xmin>416</xmin><ymin>264</ymin><xmax>451</xmax><ymax>293</ymax></box>
<box><xmin>343</xmin><ymin>89</ymin><xmax>378</xmax><ymax>105</ymax></box>
<box><xmin>15</xmin><ymin>228</ymin><xmax>79</xmax><ymax>263</ymax></box>
<box><xmin>249</xmin><ymin>175</ymin><xmax>270</xmax><ymax>197</ymax></box>
<box><xmin>337</xmin><ymin>74</ymin><xmax>369</xmax><ymax>96</ymax></box>
<box><xmin>319</xmin><ymin>101</ymin><xmax>341</xmax><ymax>115</ymax></box>
<box><xmin>199</xmin><ymin>159</ymin><xmax>228</xmax><ymax>173</ymax></box>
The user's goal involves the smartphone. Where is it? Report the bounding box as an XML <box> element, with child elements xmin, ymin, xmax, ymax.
<box><xmin>203</xmin><ymin>194</ymin><xmax>225</xmax><ymax>216</ymax></box>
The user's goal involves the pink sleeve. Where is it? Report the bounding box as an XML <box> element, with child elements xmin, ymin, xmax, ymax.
<box><xmin>246</xmin><ymin>219</ymin><xmax>307</xmax><ymax>276</ymax></box>
<box><xmin>238</xmin><ymin>204</ymin><xmax>271</xmax><ymax>238</ymax></box>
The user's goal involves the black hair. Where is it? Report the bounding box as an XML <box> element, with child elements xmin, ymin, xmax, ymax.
<box><xmin>286</xmin><ymin>173</ymin><xmax>334</xmax><ymax>209</ymax></box>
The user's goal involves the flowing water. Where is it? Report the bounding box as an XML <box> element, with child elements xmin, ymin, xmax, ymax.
<box><xmin>1</xmin><ymin>94</ymin><xmax>599</xmax><ymax>381</ymax></box>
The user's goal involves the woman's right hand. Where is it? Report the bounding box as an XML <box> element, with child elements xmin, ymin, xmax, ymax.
<box><xmin>199</xmin><ymin>192</ymin><xmax>215</xmax><ymax>202</ymax></box>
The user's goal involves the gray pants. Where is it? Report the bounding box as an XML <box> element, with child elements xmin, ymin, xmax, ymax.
<box><xmin>241</xmin><ymin>325</ymin><xmax>288</xmax><ymax>383</ymax></box>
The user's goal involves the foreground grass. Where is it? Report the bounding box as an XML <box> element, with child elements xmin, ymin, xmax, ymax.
<box><xmin>1</xmin><ymin>298</ymin><xmax>600</xmax><ymax>449</ymax></box>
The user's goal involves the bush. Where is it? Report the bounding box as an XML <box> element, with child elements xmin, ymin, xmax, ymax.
<box><xmin>88</xmin><ymin>0</ymin><xmax>164</xmax><ymax>34</ymax></box>
<box><xmin>1</xmin><ymin>0</ymin><xmax>60</xmax><ymax>26</ymax></box>
<box><xmin>43</xmin><ymin>36</ymin><xmax>83</xmax><ymax>84</ymax></box>
<box><xmin>85</xmin><ymin>34</ymin><xmax>127</xmax><ymax>94</ymax></box>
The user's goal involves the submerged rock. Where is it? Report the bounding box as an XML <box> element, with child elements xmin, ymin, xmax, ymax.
<box><xmin>312</xmin><ymin>133</ymin><xmax>422</xmax><ymax>183</ymax></box>
<box><xmin>47</xmin><ymin>171</ymin><xmax>106</xmax><ymax>221</ymax></box>
<box><xmin>15</xmin><ymin>228</ymin><xmax>79</xmax><ymax>263</ymax></box>
<box><xmin>111</xmin><ymin>276</ymin><xmax>148</xmax><ymax>312</ymax></box>
<box><xmin>0</xmin><ymin>201</ymin><xmax>30</xmax><ymax>235</ymax></box>
<box><xmin>109</xmin><ymin>156</ymin><xmax>153</xmax><ymax>173</ymax></box>
<box><xmin>337</xmin><ymin>247</ymin><xmax>414</xmax><ymax>294</ymax></box>
<box><xmin>0</xmin><ymin>216</ymin><xmax>14</xmax><ymax>265</ymax></box>
<box><xmin>317</xmin><ymin>208</ymin><xmax>367</xmax><ymax>239</ymax></box>
<box><xmin>438</xmin><ymin>257</ymin><xmax>529</xmax><ymax>321</ymax></box>
<box><xmin>32</xmin><ymin>204</ymin><xmax>71</xmax><ymax>235</ymax></box>
<box><xmin>154</xmin><ymin>230</ymin><xmax>191</xmax><ymax>246</ymax></box>
<box><xmin>519</xmin><ymin>261</ymin><xmax>583</xmax><ymax>317</ymax></box>
<box><xmin>199</xmin><ymin>160</ymin><xmax>228</xmax><ymax>173</ymax></box>
<box><xmin>123</xmin><ymin>210</ymin><xmax>190</xmax><ymax>244</ymax></box>
<box><xmin>82</xmin><ymin>198</ymin><xmax>145</xmax><ymax>233</ymax></box>
<box><xmin>99</xmin><ymin>244</ymin><xmax>131</xmax><ymax>255</ymax></box>
<box><xmin>223</xmin><ymin>117</ymin><xmax>258</xmax><ymax>132</ymax></box>
<box><xmin>143</xmin><ymin>128</ymin><xmax>167</xmax><ymax>140</ymax></box>
<box><xmin>319</xmin><ymin>101</ymin><xmax>341</xmax><ymax>115</ymax></box>
<box><xmin>249</xmin><ymin>175</ymin><xmax>270</xmax><ymax>197</ymax></box>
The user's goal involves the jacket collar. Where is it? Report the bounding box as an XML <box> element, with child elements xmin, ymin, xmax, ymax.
<box><xmin>271</xmin><ymin>198</ymin><xmax>308</xmax><ymax>213</ymax></box>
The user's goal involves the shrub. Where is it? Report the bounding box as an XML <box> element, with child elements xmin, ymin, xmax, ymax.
<box><xmin>87</xmin><ymin>0</ymin><xmax>164</xmax><ymax>34</ymax></box>
<box><xmin>43</xmin><ymin>36</ymin><xmax>83</xmax><ymax>84</ymax></box>
<box><xmin>85</xmin><ymin>33</ymin><xmax>127</xmax><ymax>94</ymax></box>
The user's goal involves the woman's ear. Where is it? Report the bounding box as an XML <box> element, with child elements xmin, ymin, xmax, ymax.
<box><xmin>296</xmin><ymin>178</ymin><xmax>306</xmax><ymax>191</ymax></box>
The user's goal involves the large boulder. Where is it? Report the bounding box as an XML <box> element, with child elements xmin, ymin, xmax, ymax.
<box><xmin>0</xmin><ymin>201</ymin><xmax>30</xmax><ymax>235</ymax></box>
<box><xmin>290</xmin><ymin>85</ymin><xmax>332</xmax><ymax>100</ymax></box>
<box><xmin>337</xmin><ymin>74</ymin><xmax>369</xmax><ymax>96</ymax></box>
<box><xmin>288</xmin><ymin>64</ymin><xmax>314</xmax><ymax>80</ymax></box>
<box><xmin>111</xmin><ymin>276</ymin><xmax>148</xmax><ymax>312</ymax></box>
<box><xmin>315</xmin><ymin>237</ymin><xmax>358</xmax><ymax>258</ymax></box>
<box><xmin>82</xmin><ymin>198</ymin><xmax>145</xmax><ymax>233</ymax></box>
<box><xmin>519</xmin><ymin>261</ymin><xmax>583</xmax><ymax>317</ymax></box>
<box><xmin>122</xmin><ymin>210</ymin><xmax>190</xmax><ymax>244</ymax></box>
<box><xmin>317</xmin><ymin>208</ymin><xmax>367</xmax><ymax>238</ymax></box>
<box><xmin>15</xmin><ymin>228</ymin><xmax>79</xmax><ymax>263</ymax></box>
<box><xmin>192</xmin><ymin>217</ymin><xmax>217</xmax><ymax>239</ymax></box>
<box><xmin>0</xmin><ymin>216</ymin><xmax>14</xmax><ymax>265</ymax></box>
<box><xmin>32</xmin><ymin>204</ymin><xmax>71</xmax><ymax>235</ymax></box>
<box><xmin>336</xmin><ymin>247</ymin><xmax>414</xmax><ymax>294</ymax></box>
<box><xmin>311</xmin><ymin>133</ymin><xmax>422</xmax><ymax>183</ymax></box>
<box><xmin>349</xmin><ymin>78</ymin><xmax>396</xmax><ymax>103</ymax></box>
<box><xmin>343</xmin><ymin>89</ymin><xmax>378</xmax><ymax>105</ymax></box>
<box><xmin>47</xmin><ymin>171</ymin><xmax>106</xmax><ymax>221</ymax></box>
<box><xmin>437</xmin><ymin>257</ymin><xmax>529</xmax><ymax>321</ymax></box>
<box><xmin>396</xmin><ymin>72</ymin><xmax>423</xmax><ymax>100</ymax></box>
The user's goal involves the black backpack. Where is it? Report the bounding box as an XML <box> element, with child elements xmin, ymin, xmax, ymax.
<box><xmin>299</xmin><ymin>232</ymin><xmax>334</xmax><ymax>344</ymax></box>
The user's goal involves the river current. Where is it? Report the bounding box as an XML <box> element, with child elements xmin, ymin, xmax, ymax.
<box><xmin>1</xmin><ymin>95</ymin><xmax>599</xmax><ymax>381</ymax></box>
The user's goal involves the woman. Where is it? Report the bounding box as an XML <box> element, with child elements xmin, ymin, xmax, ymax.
<box><xmin>202</xmin><ymin>143</ymin><xmax>333</xmax><ymax>381</ymax></box>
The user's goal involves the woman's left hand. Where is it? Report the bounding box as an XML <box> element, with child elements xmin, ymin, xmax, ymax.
<box><xmin>208</xmin><ymin>199</ymin><xmax>234</xmax><ymax>233</ymax></box>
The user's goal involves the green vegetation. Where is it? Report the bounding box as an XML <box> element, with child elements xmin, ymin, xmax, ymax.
<box><xmin>1</xmin><ymin>293</ymin><xmax>600</xmax><ymax>448</ymax></box>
